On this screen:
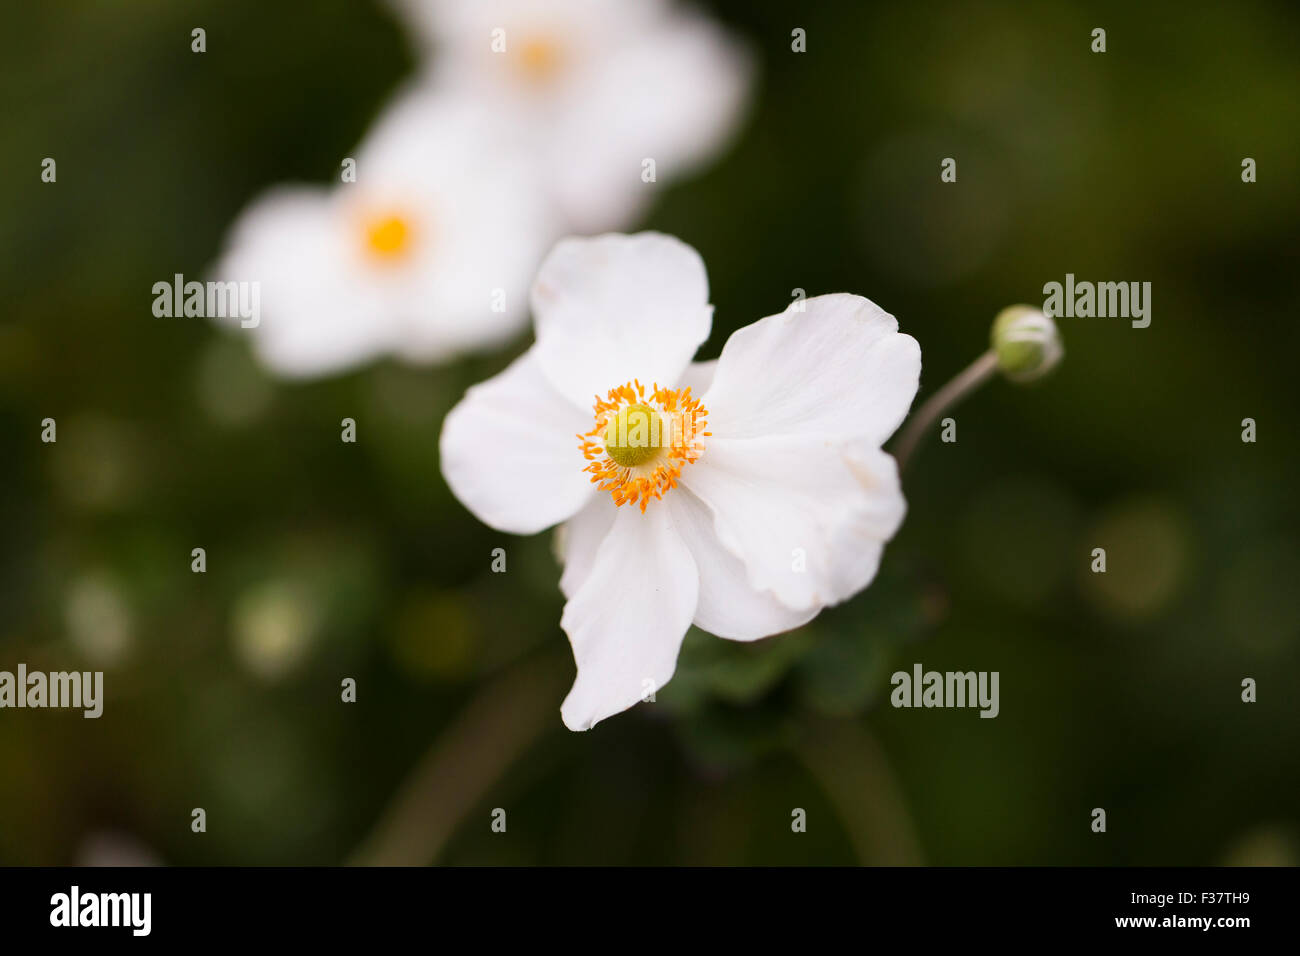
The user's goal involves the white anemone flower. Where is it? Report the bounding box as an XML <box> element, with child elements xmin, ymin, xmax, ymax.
<box><xmin>211</xmin><ymin>87</ymin><xmax>557</xmax><ymax>378</ymax></box>
<box><xmin>392</xmin><ymin>0</ymin><xmax>753</xmax><ymax>232</ymax></box>
<box><xmin>440</xmin><ymin>233</ymin><xmax>922</xmax><ymax>730</ymax></box>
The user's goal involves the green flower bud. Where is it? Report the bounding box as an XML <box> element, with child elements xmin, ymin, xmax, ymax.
<box><xmin>991</xmin><ymin>305</ymin><xmax>1063</xmax><ymax>383</ymax></box>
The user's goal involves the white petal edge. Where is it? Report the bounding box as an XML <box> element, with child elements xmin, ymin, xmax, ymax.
<box><xmin>680</xmin><ymin>435</ymin><xmax>907</xmax><ymax>611</ymax></box>
<box><xmin>530</xmin><ymin>233</ymin><xmax>713</xmax><ymax>410</ymax></box>
<box><xmin>560</xmin><ymin>503</ymin><xmax>698</xmax><ymax>731</ymax></box>
<box><xmin>556</xmin><ymin>494</ymin><xmax>617</xmax><ymax>600</ymax></box>
<box><xmin>701</xmin><ymin>293</ymin><xmax>921</xmax><ymax>444</ymax></box>
<box><xmin>668</xmin><ymin>488</ymin><xmax>818</xmax><ymax>641</ymax></box>
<box><xmin>440</xmin><ymin>349</ymin><xmax>594</xmax><ymax>535</ymax></box>
<box><xmin>676</xmin><ymin>359</ymin><xmax>717</xmax><ymax>397</ymax></box>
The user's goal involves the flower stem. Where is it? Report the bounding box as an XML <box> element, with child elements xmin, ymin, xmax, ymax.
<box><xmin>348</xmin><ymin>651</ymin><xmax>568</xmax><ymax>866</ymax></box>
<box><xmin>797</xmin><ymin>716</ymin><xmax>924</xmax><ymax>865</ymax></box>
<box><xmin>892</xmin><ymin>349</ymin><xmax>999</xmax><ymax>473</ymax></box>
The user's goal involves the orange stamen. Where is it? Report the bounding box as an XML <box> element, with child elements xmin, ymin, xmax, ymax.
<box><xmin>578</xmin><ymin>381</ymin><xmax>709</xmax><ymax>513</ymax></box>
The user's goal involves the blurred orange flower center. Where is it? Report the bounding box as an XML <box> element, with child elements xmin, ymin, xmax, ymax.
<box><xmin>363</xmin><ymin>213</ymin><xmax>414</xmax><ymax>262</ymax></box>
<box><xmin>517</xmin><ymin>36</ymin><xmax>563</xmax><ymax>82</ymax></box>
<box><xmin>579</xmin><ymin>381</ymin><xmax>709</xmax><ymax>513</ymax></box>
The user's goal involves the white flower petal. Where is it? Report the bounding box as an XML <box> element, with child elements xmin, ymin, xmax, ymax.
<box><xmin>676</xmin><ymin>359</ymin><xmax>717</xmax><ymax>396</ymax></box>
<box><xmin>390</xmin><ymin>0</ymin><xmax>751</xmax><ymax>232</ymax></box>
<box><xmin>349</xmin><ymin>85</ymin><xmax>558</xmax><ymax>361</ymax></box>
<box><xmin>668</xmin><ymin>489</ymin><xmax>817</xmax><ymax>641</ymax></box>
<box><xmin>211</xmin><ymin>86</ymin><xmax>558</xmax><ymax>378</ymax></box>
<box><xmin>397</xmin><ymin>0</ymin><xmax>665</xmax><ymax>58</ymax></box>
<box><xmin>560</xmin><ymin>503</ymin><xmax>698</xmax><ymax>730</ymax></box>
<box><xmin>702</xmin><ymin>293</ymin><xmax>921</xmax><ymax>443</ymax></box>
<box><xmin>681</xmin><ymin>436</ymin><xmax>906</xmax><ymax>611</ymax></box>
<box><xmin>557</xmin><ymin>472</ymin><xmax>812</xmax><ymax>643</ymax></box>
<box><xmin>530</xmin><ymin>233</ymin><xmax>712</xmax><ymax>409</ymax></box>
<box><xmin>440</xmin><ymin>349</ymin><xmax>594</xmax><ymax>535</ymax></box>
<box><xmin>210</xmin><ymin>187</ymin><xmax>395</xmax><ymax>378</ymax></box>
<box><xmin>826</xmin><ymin>445</ymin><xmax>909</xmax><ymax>601</ymax></box>
<box><xmin>549</xmin><ymin>13</ymin><xmax>753</xmax><ymax>231</ymax></box>
<box><xmin>557</xmin><ymin>494</ymin><xmax>617</xmax><ymax>599</ymax></box>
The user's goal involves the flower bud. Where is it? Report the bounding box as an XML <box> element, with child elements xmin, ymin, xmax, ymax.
<box><xmin>991</xmin><ymin>305</ymin><xmax>1063</xmax><ymax>383</ymax></box>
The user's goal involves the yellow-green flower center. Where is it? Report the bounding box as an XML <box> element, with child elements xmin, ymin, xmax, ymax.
<box><xmin>579</xmin><ymin>381</ymin><xmax>709</xmax><ymax>512</ymax></box>
<box><xmin>602</xmin><ymin>403</ymin><xmax>666</xmax><ymax>468</ymax></box>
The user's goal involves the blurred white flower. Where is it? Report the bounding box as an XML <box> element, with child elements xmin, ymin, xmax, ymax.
<box><xmin>393</xmin><ymin>0</ymin><xmax>753</xmax><ymax>231</ymax></box>
<box><xmin>211</xmin><ymin>87</ymin><xmax>558</xmax><ymax>378</ymax></box>
<box><xmin>441</xmin><ymin>233</ymin><xmax>920</xmax><ymax>730</ymax></box>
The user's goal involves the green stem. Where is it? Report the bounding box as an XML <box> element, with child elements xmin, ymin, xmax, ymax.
<box><xmin>798</xmin><ymin>717</ymin><xmax>924</xmax><ymax>865</ymax></box>
<box><xmin>348</xmin><ymin>652</ymin><xmax>568</xmax><ymax>866</ymax></box>
<box><xmin>892</xmin><ymin>350</ymin><xmax>999</xmax><ymax>473</ymax></box>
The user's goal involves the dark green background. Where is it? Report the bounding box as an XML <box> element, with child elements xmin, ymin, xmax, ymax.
<box><xmin>1</xmin><ymin>0</ymin><xmax>1297</xmax><ymax>865</ymax></box>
